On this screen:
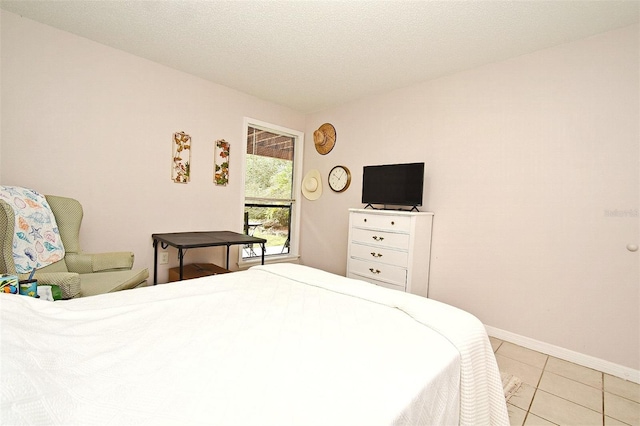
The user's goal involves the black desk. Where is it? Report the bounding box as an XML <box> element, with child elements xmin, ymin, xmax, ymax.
<box><xmin>152</xmin><ymin>231</ymin><xmax>267</xmax><ymax>284</ymax></box>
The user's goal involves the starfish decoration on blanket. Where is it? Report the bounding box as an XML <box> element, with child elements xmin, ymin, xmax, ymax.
<box><xmin>29</xmin><ymin>226</ymin><xmax>42</xmax><ymax>239</ymax></box>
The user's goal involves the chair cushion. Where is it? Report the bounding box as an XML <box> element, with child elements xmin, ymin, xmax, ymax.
<box><xmin>79</xmin><ymin>269</ymin><xmax>149</xmax><ymax>297</ymax></box>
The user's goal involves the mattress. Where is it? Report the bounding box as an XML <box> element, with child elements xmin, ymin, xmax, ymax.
<box><xmin>1</xmin><ymin>263</ymin><xmax>508</xmax><ymax>425</ymax></box>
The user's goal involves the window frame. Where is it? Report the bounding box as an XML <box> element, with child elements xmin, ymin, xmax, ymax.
<box><xmin>238</xmin><ymin>117</ymin><xmax>304</xmax><ymax>268</ymax></box>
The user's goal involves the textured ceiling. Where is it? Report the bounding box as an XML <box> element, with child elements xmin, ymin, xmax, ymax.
<box><xmin>1</xmin><ymin>1</ymin><xmax>638</xmax><ymax>113</ymax></box>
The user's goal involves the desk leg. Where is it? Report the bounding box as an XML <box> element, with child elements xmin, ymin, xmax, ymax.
<box><xmin>153</xmin><ymin>240</ymin><xmax>158</xmax><ymax>285</ymax></box>
<box><xmin>261</xmin><ymin>243</ymin><xmax>265</xmax><ymax>265</ymax></box>
<box><xmin>179</xmin><ymin>249</ymin><xmax>184</xmax><ymax>281</ymax></box>
<box><xmin>226</xmin><ymin>245</ymin><xmax>230</xmax><ymax>270</ymax></box>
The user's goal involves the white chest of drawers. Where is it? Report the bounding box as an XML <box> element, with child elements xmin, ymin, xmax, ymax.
<box><xmin>347</xmin><ymin>208</ymin><xmax>434</xmax><ymax>297</ymax></box>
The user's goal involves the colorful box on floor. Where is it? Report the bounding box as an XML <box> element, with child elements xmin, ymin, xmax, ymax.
<box><xmin>0</xmin><ymin>275</ymin><xmax>19</xmax><ymax>294</ymax></box>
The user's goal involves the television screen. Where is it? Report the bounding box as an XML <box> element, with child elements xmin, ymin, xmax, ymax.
<box><xmin>362</xmin><ymin>162</ymin><xmax>424</xmax><ymax>208</ymax></box>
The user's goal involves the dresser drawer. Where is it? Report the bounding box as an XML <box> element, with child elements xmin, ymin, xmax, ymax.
<box><xmin>351</xmin><ymin>212</ymin><xmax>411</xmax><ymax>232</ymax></box>
<box><xmin>348</xmin><ymin>272</ymin><xmax>406</xmax><ymax>292</ymax></box>
<box><xmin>350</xmin><ymin>243</ymin><xmax>408</xmax><ymax>267</ymax></box>
<box><xmin>351</xmin><ymin>228</ymin><xmax>410</xmax><ymax>249</ymax></box>
<box><xmin>348</xmin><ymin>258</ymin><xmax>407</xmax><ymax>287</ymax></box>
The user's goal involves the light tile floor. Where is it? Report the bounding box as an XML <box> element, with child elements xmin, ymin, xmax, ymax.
<box><xmin>490</xmin><ymin>337</ymin><xmax>640</xmax><ymax>426</ymax></box>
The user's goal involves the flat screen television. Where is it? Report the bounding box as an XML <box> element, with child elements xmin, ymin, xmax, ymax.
<box><xmin>361</xmin><ymin>162</ymin><xmax>424</xmax><ymax>209</ymax></box>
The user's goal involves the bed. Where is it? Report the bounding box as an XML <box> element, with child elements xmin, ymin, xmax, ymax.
<box><xmin>1</xmin><ymin>264</ymin><xmax>509</xmax><ymax>425</ymax></box>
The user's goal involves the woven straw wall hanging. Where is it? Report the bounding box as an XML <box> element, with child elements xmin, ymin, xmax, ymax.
<box><xmin>172</xmin><ymin>131</ymin><xmax>191</xmax><ymax>183</ymax></box>
<box><xmin>214</xmin><ymin>139</ymin><xmax>230</xmax><ymax>185</ymax></box>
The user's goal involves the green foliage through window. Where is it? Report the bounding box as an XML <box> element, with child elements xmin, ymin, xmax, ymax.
<box><xmin>244</xmin><ymin>155</ymin><xmax>292</xmax><ymax>200</ymax></box>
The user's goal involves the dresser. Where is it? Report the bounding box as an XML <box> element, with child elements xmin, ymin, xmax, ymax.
<box><xmin>347</xmin><ymin>208</ymin><xmax>434</xmax><ymax>297</ymax></box>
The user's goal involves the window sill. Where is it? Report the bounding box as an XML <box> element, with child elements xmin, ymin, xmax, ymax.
<box><xmin>236</xmin><ymin>254</ymin><xmax>301</xmax><ymax>271</ymax></box>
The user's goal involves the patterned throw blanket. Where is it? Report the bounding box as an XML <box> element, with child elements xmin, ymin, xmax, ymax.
<box><xmin>0</xmin><ymin>186</ymin><xmax>65</xmax><ymax>274</ymax></box>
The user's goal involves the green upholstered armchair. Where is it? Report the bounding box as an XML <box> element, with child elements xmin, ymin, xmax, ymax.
<box><xmin>0</xmin><ymin>195</ymin><xmax>148</xmax><ymax>299</ymax></box>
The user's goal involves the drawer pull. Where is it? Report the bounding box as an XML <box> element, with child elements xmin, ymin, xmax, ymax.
<box><xmin>372</xmin><ymin>235</ymin><xmax>384</xmax><ymax>241</ymax></box>
<box><xmin>391</xmin><ymin>221</ymin><xmax>395</xmax><ymax>225</ymax></box>
<box><xmin>369</xmin><ymin>268</ymin><xmax>381</xmax><ymax>274</ymax></box>
<box><xmin>370</xmin><ymin>252</ymin><xmax>383</xmax><ymax>258</ymax></box>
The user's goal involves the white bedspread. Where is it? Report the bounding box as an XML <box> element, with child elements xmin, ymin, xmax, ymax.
<box><xmin>1</xmin><ymin>264</ymin><xmax>508</xmax><ymax>425</ymax></box>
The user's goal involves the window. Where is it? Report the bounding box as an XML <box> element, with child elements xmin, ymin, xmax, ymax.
<box><xmin>240</xmin><ymin>118</ymin><xmax>303</xmax><ymax>263</ymax></box>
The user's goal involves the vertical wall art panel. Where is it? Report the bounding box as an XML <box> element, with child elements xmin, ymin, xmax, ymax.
<box><xmin>172</xmin><ymin>131</ymin><xmax>191</xmax><ymax>183</ymax></box>
<box><xmin>214</xmin><ymin>139</ymin><xmax>230</xmax><ymax>186</ymax></box>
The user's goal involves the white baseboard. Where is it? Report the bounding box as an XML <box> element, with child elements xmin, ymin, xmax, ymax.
<box><xmin>485</xmin><ymin>325</ymin><xmax>640</xmax><ymax>384</ymax></box>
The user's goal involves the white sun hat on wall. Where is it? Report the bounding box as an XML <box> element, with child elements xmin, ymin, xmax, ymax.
<box><xmin>302</xmin><ymin>169</ymin><xmax>322</xmax><ymax>200</ymax></box>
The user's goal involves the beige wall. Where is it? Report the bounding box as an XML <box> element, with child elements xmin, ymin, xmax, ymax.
<box><xmin>0</xmin><ymin>11</ymin><xmax>306</xmax><ymax>282</ymax></box>
<box><xmin>1</xmin><ymin>11</ymin><xmax>638</xmax><ymax>371</ymax></box>
<box><xmin>301</xmin><ymin>25</ymin><xmax>639</xmax><ymax>371</ymax></box>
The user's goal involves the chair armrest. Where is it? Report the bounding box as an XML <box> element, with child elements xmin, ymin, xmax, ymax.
<box><xmin>65</xmin><ymin>252</ymin><xmax>135</xmax><ymax>273</ymax></box>
<box><xmin>20</xmin><ymin>272</ymin><xmax>81</xmax><ymax>299</ymax></box>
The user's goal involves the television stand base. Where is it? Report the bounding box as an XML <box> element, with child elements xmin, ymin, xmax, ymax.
<box><xmin>363</xmin><ymin>204</ymin><xmax>420</xmax><ymax>212</ymax></box>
